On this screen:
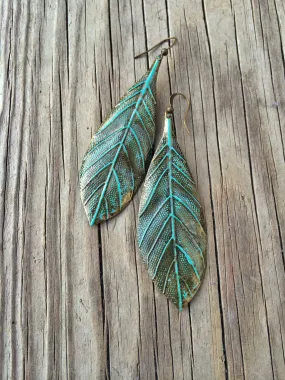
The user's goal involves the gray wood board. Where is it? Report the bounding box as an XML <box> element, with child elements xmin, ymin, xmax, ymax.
<box><xmin>1</xmin><ymin>0</ymin><xmax>285</xmax><ymax>379</ymax></box>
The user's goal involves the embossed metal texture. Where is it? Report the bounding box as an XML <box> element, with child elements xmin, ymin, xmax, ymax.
<box><xmin>79</xmin><ymin>56</ymin><xmax>163</xmax><ymax>225</ymax></box>
<box><xmin>138</xmin><ymin>113</ymin><xmax>207</xmax><ymax>310</ymax></box>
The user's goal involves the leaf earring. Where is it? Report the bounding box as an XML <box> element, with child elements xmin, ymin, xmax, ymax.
<box><xmin>79</xmin><ymin>37</ymin><xmax>177</xmax><ymax>225</ymax></box>
<box><xmin>137</xmin><ymin>94</ymin><xmax>207</xmax><ymax>310</ymax></box>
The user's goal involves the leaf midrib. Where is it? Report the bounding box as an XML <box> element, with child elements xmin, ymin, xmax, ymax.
<box><xmin>167</xmin><ymin>127</ymin><xmax>183</xmax><ymax>310</ymax></box>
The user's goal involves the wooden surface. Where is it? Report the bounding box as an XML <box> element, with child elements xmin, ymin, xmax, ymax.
<box><xmin>1</xmin><ymin>0</ymin><xmax>285</xmax><ymax>379</ymax></box>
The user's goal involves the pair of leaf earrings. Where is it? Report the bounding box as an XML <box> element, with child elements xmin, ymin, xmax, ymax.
<box><xmin>79</xmin><ymin>38</ymin><xmax>207</xmax><ymax>310</ymax></box>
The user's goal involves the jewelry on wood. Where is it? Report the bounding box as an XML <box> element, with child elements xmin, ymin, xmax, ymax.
<box><xmin>79</xmin><ymin>37</ymin><xmax>177</xmax><ymax>225</ymax></box>
<box><xmin>137</xmin><ymin>94</ymin><xmax>207</xmax><ymax>310</ymax></box>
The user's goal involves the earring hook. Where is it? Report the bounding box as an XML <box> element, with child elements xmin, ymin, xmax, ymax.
<box><xmin>135</xmin><ymin>37</ymin><xmax>177</xmax><ymax>59</ymax></box>
<box><xmin>166</xmin><ymin>93</ymin><xmax>191</xmax><ymax>134</ymax></box>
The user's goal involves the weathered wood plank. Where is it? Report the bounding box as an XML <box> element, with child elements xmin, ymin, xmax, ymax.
<box><xmin>1</xmin><ymin>0</ymin><xmax>285</xmax><ymax>379</ymax></box>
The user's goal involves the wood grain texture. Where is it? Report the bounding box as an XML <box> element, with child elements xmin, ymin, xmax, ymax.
<box><xmin>1</xmin><ymin>0</ymin><xmax>285</xmax><ymax>379</ymax></box>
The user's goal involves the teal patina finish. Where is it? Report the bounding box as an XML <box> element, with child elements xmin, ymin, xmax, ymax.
<box><xmin>79</xmin><ymin>55</ymin><xmax>164</xmax><ymax>225</ymax></box>
<box><xmin>138</xmin><ymin>110</ymin><xmax>207</xmax><ymax>310</ymax></box>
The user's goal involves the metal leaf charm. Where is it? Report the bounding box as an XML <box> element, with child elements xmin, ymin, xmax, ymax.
<box><xmin>138</xmin><ymin>114</ymin><xmax>207</xmax><ymax>310</ymax></box>
<box><xmin>80</xmin><ymin>56</ymin><xmax>163</xmax><ymax>225</ymax></box>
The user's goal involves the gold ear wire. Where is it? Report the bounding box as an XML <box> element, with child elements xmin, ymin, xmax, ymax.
<box><xmin>134</xmin><ymin>37</ymin><xmax>177</xmax><ymax>59</ymax></box>
<box><xmin>167</xmin><ymin>93</ymin><xmax>191</xmax><ymax>134</ymax></box>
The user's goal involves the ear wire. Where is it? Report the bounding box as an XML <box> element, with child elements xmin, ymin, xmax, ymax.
<box><xmin>166</xmin><ymin>93</ymin><xmax>191</xmax><ymax>134</ymax></box>
<box><xmin>134</xmin><ymin>37</ymin><xmax>177</xmax><ymax>59</ymax></box>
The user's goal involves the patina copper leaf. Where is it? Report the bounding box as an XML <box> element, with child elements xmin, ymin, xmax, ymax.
<box><xmin>80</xmin><ymin>56</ymin><xmax>163</xmax><ymax>225</ymax></box>
<box><xmin>138</xmin><ymin>114</ymin><xmax>207</xmax><ymax>310</ymax></box>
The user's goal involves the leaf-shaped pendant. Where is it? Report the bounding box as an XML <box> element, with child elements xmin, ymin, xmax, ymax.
<box><xmin>80</xmin><ymin>55</ymin><xmax>164</xmax><ymax>225</ymax></box>
<box><xmin>138</xmin><ymin>106</ymin><xmax>207</xmax><ymax>310</ymax></box>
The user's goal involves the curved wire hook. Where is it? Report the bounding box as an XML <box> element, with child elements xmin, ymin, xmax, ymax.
<box><xmin>135</xmin><ymin>37</ymin><xmax>177</xmax><ymax>59</ymax></box>
<box><xmin>166</xmin><ymin>93</ymin><xmax>191</xmax><ymax>134</ymax></box>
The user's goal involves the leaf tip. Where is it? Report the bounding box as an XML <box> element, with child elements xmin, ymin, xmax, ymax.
<box><xmin>89</xmin><ymin>214</ymin><xmax>96</xmax><ymax>226</ymax></box>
